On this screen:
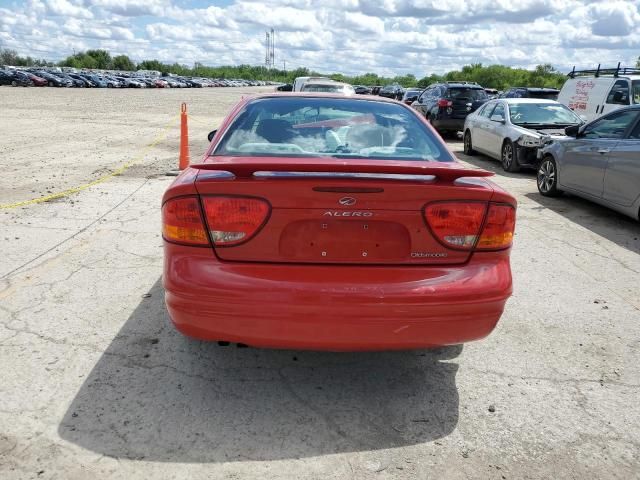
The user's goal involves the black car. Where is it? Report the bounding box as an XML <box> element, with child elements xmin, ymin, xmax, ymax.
<box><xmin>502</xmin><ymin>87</ymin><xmax>559</xmax><ymax>100</ymax></box>
<box><xmin>401</xmin><ymin>88</ymin><xmax>423</xmax><ymax>105</ymax></box>
<box><xmin>0</xmin><ymin>70</ymin><xmax>32</xmax><ymax>86</ymax></box>
<box><xmin>53</xmin><ymin>73</ymin><xmax>85</xmax><ymax>87</ymax></box>
<box><xmin>68</xmin><ymin>73</ymin><xmax>94</xmax><ymax>87</ymax></box>
<box><xmin>0</xmin><ymin>70</ymin><xmax>17</xmax><ymax>86</ymax></box>
<box><xmin>378</xmin><ymin>84</ymin><xmax>403</xmax><ymax>100</ymax></box>
<box><xmin>412</xmin><ymin>82</ymin><xmax>488</xmax><ymax>135</ymax></box>
<box><xmin>354</xmin><ymin>85</ymin><xmax>372</xmax><ymax>95</ymax></box>
<box><xmin>276</xmin><ymin>83</ymin><xmax>293</xmax><ymax>91</ymax></box>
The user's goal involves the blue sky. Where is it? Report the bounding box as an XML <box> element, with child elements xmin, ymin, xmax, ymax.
<box><xmin>0</xmin><ymin>0</ymin><xmax>639</xmax><ymax>76</ymax></box>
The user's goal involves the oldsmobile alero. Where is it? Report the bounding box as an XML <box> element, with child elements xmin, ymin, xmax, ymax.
<box><xmin>162</xmin><ymin>93</ymin><xmax>517</xmax><ymax>351</ymax></box>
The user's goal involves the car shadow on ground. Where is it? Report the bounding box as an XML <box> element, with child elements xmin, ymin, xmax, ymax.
<box><xmin>454</xmin><ymin>152</ymin><xmax>534</xmax><ymax>179</ymax></box>
<box><xmin>59</xmin><ymin>279</ymin><xmax>462</xmax><ymax>463</ymax></box>
<box><xmin>524</xmin><ymin>191</ymin><xmax>640</xmax><ymax>254</ymax></box>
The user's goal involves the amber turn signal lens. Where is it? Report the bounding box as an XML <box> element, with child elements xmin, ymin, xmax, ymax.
<box><xmin>476</xmin><ymin>204</ymin><xmax>516</xmax><ymax>250</ymax></box>
<box><xmin>162</xmin><ymin>196</ymin><xmax>209</xmax><ymax>246</ymax></box>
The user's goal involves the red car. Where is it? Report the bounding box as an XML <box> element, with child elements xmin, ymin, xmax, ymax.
<box><xmin>162</xmin><ymin>93</ymin><xmax>516</xmax><ymax>351</ymax></box>
<box><xmin>25</xmin><ymin>72</ymin><xmax>47</xmax><ymax>86</ymax></box>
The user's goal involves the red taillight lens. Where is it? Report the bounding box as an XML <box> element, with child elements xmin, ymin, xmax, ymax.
<box><xmin>162</xmin><ymin>196</ymin><xmax>209</xmax><ymax>246</ymax></box>
<box><xmin>202</xmin><ymin>196</ymin><xmax>270</xmax><ymax>246</ymax></box>
<box><xmin>476</xmin><ymin>204</ymin><xmax>516</xmax><ymax>250</ymax></box>
<box><xmin>437</xmin><ymin>98</ymin><xmax>453</xmax><ymax>108</ymax></box>
<box><xmin>425</xmin><ymin>202</ymin><xmax>486</xmax><ymax>250</ymax></box>
<box><xmin>424</xmin><ymin>202</ymin><xmax>516</xmax><ymax>251</ymax></box>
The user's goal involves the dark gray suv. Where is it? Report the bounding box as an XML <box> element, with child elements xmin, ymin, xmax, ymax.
<box><xmin>412</xmin><ymin>82</ymin><xmax>488</xmax><ymax>136</ymax></box>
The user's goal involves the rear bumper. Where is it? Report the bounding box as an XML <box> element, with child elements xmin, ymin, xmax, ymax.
<box><xmin>163</xmin><ymin>244</ymin><xmax>513</xmax><ymax>351</ymax></box>
<box><xmin>432</xmin><ymin>117</ymin><xmax>466</xmax><ymax>131</ymax></box>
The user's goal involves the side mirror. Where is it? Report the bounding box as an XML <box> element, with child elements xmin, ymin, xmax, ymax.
<box><xmin>207</xmin><ymin>129</ymin><xmax>217</xmax><ymax>142</ymax></box>
<box><xmin>564</xmin><ymin>125</ymin><xmax>580</xmax><ymax>137</ymax></box>
<box><xmin>490</xmin><ymin>114</ymin><xmax>505</xmax><ymax>123</ymax></box>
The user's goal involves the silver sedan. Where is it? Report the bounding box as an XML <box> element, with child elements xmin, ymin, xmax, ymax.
<box><xmin>463</xmin><ymin>98</ymin><xmax>583</xmax><ymax>172</ymax></box>
<box><xmin>537</xmin><ymin>105</ymin><xmax>640</xmax><ymax>220</ymax></box>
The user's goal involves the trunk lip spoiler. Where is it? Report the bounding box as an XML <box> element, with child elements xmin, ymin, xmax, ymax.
<box><xmin>190</xmin><ymin>159</ymin><xmax>493</xmax><ymax>182</ymax></box>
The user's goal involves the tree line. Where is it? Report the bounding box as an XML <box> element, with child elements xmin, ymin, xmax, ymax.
<box><xmin>3</xmin><ymin>48</ymin><xmax>639</xmax><ymax>91</ymax></box>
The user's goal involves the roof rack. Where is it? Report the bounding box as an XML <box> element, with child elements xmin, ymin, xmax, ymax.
<box><xmin>568</xmin><ymin>63</ymin><xmax>640</xmax><ymax>78</ymax></box>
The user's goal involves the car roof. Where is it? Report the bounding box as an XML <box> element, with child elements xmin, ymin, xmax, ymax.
<box><xmin>509</xmin><ymin>87</ymin><xmax>559</xmax><ymax>92</ymax></box>
<box><xmin>441</xmin><ymin>83</ymin><xmax>483</xmax><ymax>89</ymax></box>
<box><xmin>244</xmin><ymin>92</ymin><xmax>404</xmax><ymax>104</ymax></box>
<box><xmin>302</xmin><ymin>80</ymin><xmax>346</xmax><ymax>87</ymax></box>
<box><xmin>499</xmin><ymin>98</ymin><xmax>563</xmax><ymax>104</ymax></box>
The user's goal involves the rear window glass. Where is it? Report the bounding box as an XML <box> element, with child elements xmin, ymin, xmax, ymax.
<box><xmin>213</xmin><ymin>97</ymin><xmax>454</xmax><ymax>162</ymax></box>
<box><xmin>446</xmin><ymin>88</ymin><xmax>488</xmax><ymax>101</ymax></box>
<box><xmin>528</xmin><ymin>91</ymin><xmax>559</xmax><ymax>100</ymax></box>
<box><xmin>301</xmin><ymin>84</ymin><xmax>347</xmax><ymax>93</ymax></box>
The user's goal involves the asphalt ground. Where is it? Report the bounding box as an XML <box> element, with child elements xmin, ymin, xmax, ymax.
<box><xmin>1</xmin><ymin>87</ymin><xmax>639</xmax><ymax>479</ymax></box>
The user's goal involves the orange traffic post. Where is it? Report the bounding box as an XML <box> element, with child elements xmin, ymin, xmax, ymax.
<box><xmin>179</xmin><ymin>102</ymin><xmax>190</xmax><ymax>170</ymax></box>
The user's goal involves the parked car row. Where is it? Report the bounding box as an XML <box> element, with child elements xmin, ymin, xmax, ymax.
<box><xmin>0</xmin><ymin>67</ymin><xmax>275</xmax><ymax>89</ymax></box>
<box><xmin>458</xmin><ymin>66</ymin><xmax>640</xmax><ymax>221</ymax></box>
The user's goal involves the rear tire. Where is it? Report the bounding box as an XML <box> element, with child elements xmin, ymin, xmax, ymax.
<box><xmin>48</xmin><ymin>81</ymin><xmax>54</xmax><ymax>87</ymax></box>
<box><xmin>537</xmin><ymin>156</ymin><xmax>563</xmax><ymax>197</ymax></box>
<box><xmin>11</xmin><ymin>80</ymin><xmax>16</xmax><ymax>87</ymax></box>
<box><xmin>501</xmin><ymin>140</ymin><xmax>520</xmax><ymax>172</ymax></box>
<box><xmin>463</xmin><ymin>130</ymin><xmax>476</xmax><ymax>155</ymax></box>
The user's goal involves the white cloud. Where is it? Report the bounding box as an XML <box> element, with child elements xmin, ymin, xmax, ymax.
<box><xmin>588</xmin><ymin>1</ymin><xmax>640</xmax><ymax>36</ymax></box>
<box><xmin>0</xmin><ymin>0</ymin><xmax>638</xmax><ymax>75</ymax></box>
<box><xmin>87</xmin><ymin>0</ymin><xmax>170</xmax><ymax>16</ymax></box>
<box><xmin>45</xmin><ymin>0</ymin><xmax>93</xmax><ymax>19</ymax></box>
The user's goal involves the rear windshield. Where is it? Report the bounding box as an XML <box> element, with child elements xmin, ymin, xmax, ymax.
<box><xmin>446</xmin><ymin>88</ymin><xmax>488</xmax><ymax>101</ymax></box>
<box><xmin>301</xmin><ymin>84</ymin><xmax>349</xmax><ymax>93</ymax></box>
<box><xmin>213</xmin><ymin>97</ymin><xmax>454</xmax><ymax>162</ymax></box>
<box><xmin>527</xmin><ymin>91</ymin><xmax>559</xmax><ymax>100</ymax></box>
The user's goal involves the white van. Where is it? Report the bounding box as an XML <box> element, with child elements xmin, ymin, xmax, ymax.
<box><xmin>292</xmin><ymin>76</ymin><xmax>331</xmax><ymax>92</ymax></box>
<box><xmin>557</xmin><ymin>66</ymin><xmax>640</xmax><ymax>122</ymax></box>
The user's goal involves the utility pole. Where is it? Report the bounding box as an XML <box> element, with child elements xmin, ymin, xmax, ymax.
<box><xmin>270</xmin><ymin>28</ymin><xmax>275</xmax><ymax>69</ymax></box>
<box><xmin>265</xmin><ymin>31</ymin><xmax>270</xmax><ymax>69</ymax></box>
<box><xmin>283</xmin><ymin>60</ymin><xmax>286</xmax><ymax>72</ymax></box>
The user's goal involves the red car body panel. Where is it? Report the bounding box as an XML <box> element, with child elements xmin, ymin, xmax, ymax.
<box><xmin>26</xmin><ymin>73</ymin><xmax>47</xmax><ymax>86</ymax></box>
<box><xmin>162</xmin><ymin>93</ymin><xmax>516</xmax><ymax>351</ymax></box>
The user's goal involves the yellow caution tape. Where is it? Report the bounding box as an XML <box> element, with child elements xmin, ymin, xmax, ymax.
<box><xmin>0</xmin><ymin>113</ymin><xmax>181</xmax><ymax>210</ymax></box>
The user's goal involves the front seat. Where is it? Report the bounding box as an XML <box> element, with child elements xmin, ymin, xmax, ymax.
<box><xmin>255</xmin><ymin>119</ymin><xmax>295</xmax><ymax>143</ymax></box>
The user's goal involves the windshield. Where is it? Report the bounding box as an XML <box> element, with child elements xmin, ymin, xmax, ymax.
<box><xmin>213</xmin><ymin>97</ymin><xmax>454</xmax><ymax>162</ymax></box>
<box><xmin>633</xmin><ymin>81</ymin><xmax>640</xmax><ymax>104</ymax></box>
<box><xmin>404</xmin><ymin>90</ymin><xmax>422</xmax><ymax>98</ymax></box>
<box><xmin>301</xmin><ymin>84</ymin><xmax>353</xmax><ymax>94</ymax></box>
<box><xmin>447</xmin><ymin>88</ymin><xmax>488</xmax><ymax>101</ymax></box>
<box><xmin>509</xmin><ymin>103</ymin><xmax>582</xmax><ymax>126</ymax></box>
<box><xmin>527</xmin><ymin>91</ymin><xmax>559</xmax><ymax>100</ymax></box>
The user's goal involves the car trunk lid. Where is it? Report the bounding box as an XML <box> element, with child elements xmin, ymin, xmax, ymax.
<box><xmin>193</xmin><ymin>157</ymin><xmax>496</xmax><ymax>265</ymax></box>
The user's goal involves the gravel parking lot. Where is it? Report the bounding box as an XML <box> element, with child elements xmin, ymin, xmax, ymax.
<box><xmin>1</xmin><ymin>87</ymin><xmax>639</xmax><ymax>479</ymax></box>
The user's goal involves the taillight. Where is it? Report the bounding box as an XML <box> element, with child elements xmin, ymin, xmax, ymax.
<box><xmin>476</xmin><ymin>204</ymin><xmax>516</xmax><ymax>250</ymax></box>
<box><xmin>425</xmin><ymin>202</ymin><xmax>486</xmax><ymax>250</ymax></box>
<box><xmin>162</xmin><ymin>196</ymin><xmax>209</xmax><ymax>246</ymax></box>
<box><xmin>437</xmin><ymin>99</ymin><xmax>453</xmax><ymax>108</ymax></box>
<box><xmin>202</xmin><ymin>196</ymin><xmax>270</xmax><ymax>246</ymax></box>
<box><xmin>424</xmin><ymin>202</ymin><xmax>516</xmax><ymax>251</ymax></box>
